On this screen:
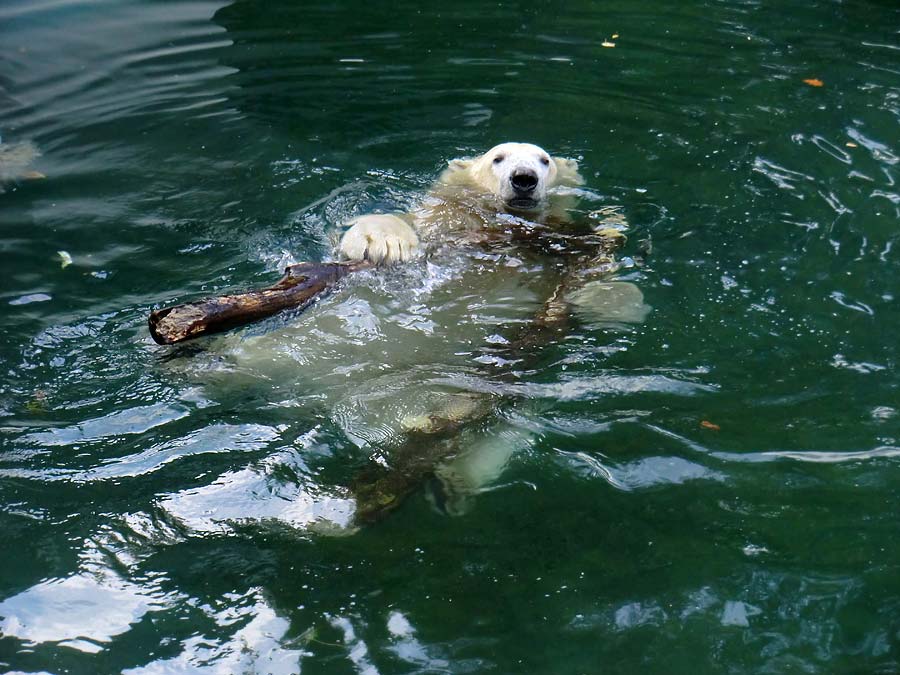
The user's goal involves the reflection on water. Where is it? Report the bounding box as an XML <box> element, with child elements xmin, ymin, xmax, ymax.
<box><xmin>0</xmin><ymin>573</ymin><xmax>168</xmax><ymax>652</ymax></box>
<box><xmin>123</xmin><ymin>589</ymin><xmax>306</xmax><ymax>675</ymax></box>
<box><xmin>1</xmin><ymin>0</ymin><xmax>900</xmax><ymax>672</ymax></box>
<box><xmin>158</xmin><ymin>446</ymin><xmax>357</xmax><ymax>535</ymax></box>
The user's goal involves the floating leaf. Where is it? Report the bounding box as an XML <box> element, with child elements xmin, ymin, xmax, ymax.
<box><xmin>602</xmin><ymin>41</ymin><xmax>616</xmax><ymax>48</ymax></box>
<box><xmin>700</xmin><ymin>420</ymin><xmax>721</xmax><ymax>431</ymax></box>
<box><xmin>612</xmin><ymin>33</ymin><xmax>620</xmax><ymax>39</ymax></box>
<box><xmin>803</xmin><ymin>78</ymin><xmax>824</xmax><ymax>87</ymax></box>
<box><xmin>58</xmin><ymin>250</ymin><xmax>73</xmax><ymax>268</ymax></box>
<box><xmin>845</xmin><ymin>142</ymin><xmax>858</xmax><ymax>148</ymax></box>
<box><xmin>25</xmin><ymin>389</ymin><xmax>48</xmax><ymax>413</ymax></box>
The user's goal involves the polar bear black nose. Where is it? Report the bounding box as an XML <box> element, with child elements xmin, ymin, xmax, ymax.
<box><xmin>511</xmin><ymin>171</ymin><xmax>538</xmax><ymax>193</ymax></box>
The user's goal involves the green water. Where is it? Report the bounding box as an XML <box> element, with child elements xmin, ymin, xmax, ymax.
<box><xmin>2</xmin><ymin>0</ymin><xmax>899</xmax><ymax>672</ymax></box>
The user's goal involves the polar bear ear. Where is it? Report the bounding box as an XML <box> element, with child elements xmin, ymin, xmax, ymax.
<box><xmin>550</xmin><ymin>157</ymin><xmax>584</xmax><ymax>187</ymax></box>
<box><xmin>447</xmin><ymin>158</ymin><xmax>473</xmax><ymax>171</ymax></box>
<box><xmin>439</xmin><ymin>158</ymin><xmax>475</xmax><ymax>185</ymax></box>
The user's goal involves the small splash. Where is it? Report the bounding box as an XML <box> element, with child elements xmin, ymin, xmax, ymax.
<box><xmin>614</xmin><ymin>602</ymin><xmax>667</xmax><ymax>630</ymax></box>
<box><xmin>9</xmin><ymin>293</ymin><xmax>52</xmax><ymax>306</ymax></box>
<box><xmin>752</xmin><ymin>157</ymin><xmax>814</xmax><ymax>192</ymax></box>
<box><xmin>831</xmin><ymin>353</ymin><xmax>885</xmax><ymax>374</ymax></box>
<box><xmin>721</xmin><ymin>600</ymin><xmax>762</xmax><ymax>627</ymax></box>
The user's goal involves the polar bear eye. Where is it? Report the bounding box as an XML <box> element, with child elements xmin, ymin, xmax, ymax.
<box><xmin>493</xmin><ymin>155</ymin><xmax>505</xmax><ymax>164</ymax></box>
<box><xmin>540</xmin><ymin>156</ymin><xmax>550</xmax><ymax>166</ymax></box>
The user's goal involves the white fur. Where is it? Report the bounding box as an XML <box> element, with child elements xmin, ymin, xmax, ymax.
<box><xmin>338</xmin><ymin>142</ymin><xmax>583</xmax><ymax>264</ymax></box>
<box><xmin>567</xmin><ymin>280</ymin><xmax>651</xmax><ymax>326</ymax></box>
<box><xmin>433</xmin><ymin>423</ymin><xmax>535</xmax><ymax>516</ymax></box>
<box><xmin>338</xmin><ymin>214</ymin><xmax>419</xmax><ymax>264</ymax></box>
<box><xmin>438</xmin><ymin>141</ymin><xmax>583</xmax><ymax>204</ymax></box>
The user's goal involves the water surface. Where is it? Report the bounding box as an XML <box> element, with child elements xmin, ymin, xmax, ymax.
<box><xmin>1</xmin><ymin>0</ymin><xmax>899</xmax><ymax>672</ymax></box>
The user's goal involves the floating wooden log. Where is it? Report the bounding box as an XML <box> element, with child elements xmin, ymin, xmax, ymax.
<box><xmin>148</xmin><ymin>260</ymin><xmax>371</xmax><ymax>345</ymax></box>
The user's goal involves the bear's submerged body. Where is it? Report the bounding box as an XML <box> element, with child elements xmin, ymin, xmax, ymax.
<box><xmin>169</xmin><ymin>143</ymin><xmax>648</xmax><ymax>527</ymax></box>
<box><xmin>178</xmin><ymin>225</ymin><xmax>565</xmax><ymax>523</ymax></box>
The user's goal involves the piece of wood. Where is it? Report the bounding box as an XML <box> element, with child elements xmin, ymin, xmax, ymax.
<box><xmin>148</xmin><ymin>260</ymin><xmax>371</xmax><ymax>345</ymax></box>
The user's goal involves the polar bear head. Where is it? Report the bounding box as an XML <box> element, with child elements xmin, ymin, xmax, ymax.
<box><xmin>439</xmin><ymin>142</ymin><xmax>583</xmax><ymax>210</ymax></box>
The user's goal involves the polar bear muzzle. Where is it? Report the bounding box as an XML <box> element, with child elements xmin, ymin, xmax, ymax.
<box><xmin>511</xmin><ymin>170</ymin><xmax>538</xmax><ymax>195</ymax></box>
<box><xmin>508</xmin><ymin>168</ymin><xmax>541</xmax><ymax>209</ymax></box>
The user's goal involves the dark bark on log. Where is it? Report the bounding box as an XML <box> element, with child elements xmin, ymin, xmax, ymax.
<box><xmin>148</xmin><ymin>260</ymin><xmax>371</xmax><ymax>345</ymax></box>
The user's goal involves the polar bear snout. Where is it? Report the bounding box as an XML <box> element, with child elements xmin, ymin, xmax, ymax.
<box><xmin>439</xmin><ymin>142</ymin><xmax>584</xmax><ymax>208</ymax></box>
<box><xmin>511</xmin><ymin>170</ymin><xmax>539</xmax><ymax>195</ymax></box>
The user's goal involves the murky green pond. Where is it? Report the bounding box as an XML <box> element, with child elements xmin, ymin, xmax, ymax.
<box><xmin>2</xmin><ymin>0</ymin><xmax>899</xmax><ymax>672</ymax></box>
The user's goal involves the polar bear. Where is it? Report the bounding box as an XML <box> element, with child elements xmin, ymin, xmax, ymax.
<box><xmin>327</xmin><ymin>142</ymin><xmax>645</xmax><ymax>517</ymax></box>
<box><xmin>338</xmin><ymin>142</ymin><xmax>584</xmax><ymax>265</ymax></box>
<box><xmin>173</xmin><ymin>142</ymin><xmax>647</xmax><ymax>526</ymax></box>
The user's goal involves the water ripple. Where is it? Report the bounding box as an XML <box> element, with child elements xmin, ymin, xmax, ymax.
<box><xmin>2</xmin><ymin>0</ymin><xmax>900</xmax><ymax>672</ymax></box>
<box><xmin>123</xmin><ymin>589</ymin><xmax>304</xmax><ymax>675</ymax></box>
<box><xmin>16</xmin><ymin>402</ymin><xmax>189</xmax><ymax>447</ymax></box>
<box><xmin>560</xmin><ymin>450</ymin><xmax>726</xmax><ymax>491</ymax></box>
<box><xmin>2</xmin><ymin>422</ymin><xmax>281</xmax><ymax>483</ymax></box>
<box><xmin>0</xmin><ymin>572</ymin><xmax>172</xmax><ymax>652</ymax></box>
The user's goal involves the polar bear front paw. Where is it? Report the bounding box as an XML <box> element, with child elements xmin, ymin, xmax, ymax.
<box><xmin>339</xmin><ymin>214</ymin><xmax>419</xmax><ymax>265</ymax></box>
